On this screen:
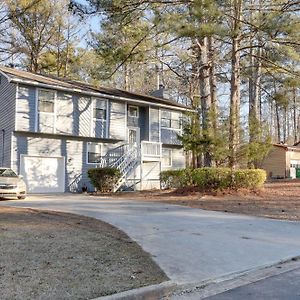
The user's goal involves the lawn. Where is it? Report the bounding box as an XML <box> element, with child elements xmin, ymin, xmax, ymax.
<box><xmin>0</xmin><ymin>207</ymin><xmax>167</xmax><ymax>300</ymax></box>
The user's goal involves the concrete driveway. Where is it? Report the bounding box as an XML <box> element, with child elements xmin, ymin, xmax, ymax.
<box><xmin>1</xmin><ymin>194</ymin><xmax>300</xmax><ymax>285</ymax></box>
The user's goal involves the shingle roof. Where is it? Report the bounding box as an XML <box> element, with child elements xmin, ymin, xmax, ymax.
<box><xmin>0</xmin><ymin>66</ymin><xmax>191</xmax><ymax>110</ymax></box>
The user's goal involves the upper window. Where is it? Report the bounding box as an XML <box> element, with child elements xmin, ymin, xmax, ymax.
<box><xmin>162</xmin><ymin>148</ymin><xmax>172</xmax><ymax>167</ymax></box>
<box><xmin>93</xmin><ymin>99</ymin><xmax>107</xmax><ymax>120</ymax></box>
<box><xmin>38</xmin><ymin>89</ymin><xmax>55</xmax><ymax>113</ymax></box>
<box><xmin>128</xmin><ymin>106</ymin><xmax>139</xmax><ymax>118</ymax></box>
<box><xmin>87</xmin><ymin>142</ymin><xmax>102</xmax><ymax>164</ymax></box>
<box><xmin>161</xmin><ymin>110</ymin><xmax>181</xmax><ymax>129</ymax></box>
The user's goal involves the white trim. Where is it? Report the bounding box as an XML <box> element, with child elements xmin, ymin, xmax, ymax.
<box><xmin>148</xmin><ymin>106</ymin><xmax>151</xmax><ymax>142</ymax></box>
<box><xmin>36</xmin><ymin>88</ymin><xmax>56</xmax><ymax>134</ymax></box>
<box><xmin>53</xmin><ymin>89</ymin><xmax>57</xmax><ymax>134</ymax></box>
<box><xmin>10</xmin><ymin>134</ymin><xmax>14</xmax><ymax>169</ymax></box>
<box><xmin>90</xmin><ymin>97</ymin><xmax>93</xmax><ymax>137</ymax></box>
<box><xmin>124</xmin><ymin>102</ymin><xmax>128</xmax><ymax>141</ymax></box>
<box><xmin>15</xmin><ymin>83</ymin><xmax>19</xmax><ymax>131</ymax></box>
<box><xmin>86</xmin><ymin>142</ymin><xmax>102</xmax><ymax>165</ymax></box>
<box><xmin>9</xmin><ymin>77</ymin><xmax>193</xmax><ymax>112</ymax></box>
<box><xmin>128</xmin><ymin>127</ymin><xmax>140</xmax><ymax>146</ymax></box>
<box><xmin>158</xmin><ymin>107</ymin><xmax>161</xmax><ymax>143</ymax></box>
<box><xmin>106</xmin><ymin>100</ymin><xmax>109</xmax><ymax>138</ymax></box>
<box><xmin>162</xmin><ymin>148</ymin><xmax>173</xmax><ymax>167</ymax></box>
<box><xmin>34</xmin><ymin>88</ymin><xmax>38</xmax><ymax>132</ymax></box>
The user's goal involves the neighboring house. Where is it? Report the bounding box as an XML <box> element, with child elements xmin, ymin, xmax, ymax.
<box><xmin>0</xmin><ymin>67</ymin><xmax>191</xmax><ymax>193</ymax></box>
<box><xmin>261</xmin><ymin>143</ymin><xmax>300</xmax><ymax>179</ymax></box>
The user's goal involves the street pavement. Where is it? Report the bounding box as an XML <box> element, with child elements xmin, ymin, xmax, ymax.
<box><xmin>205</xmin><ymin>267</ymin><xmax>300</xmax><ymax>300</ymax></box>
<box><xmin>1</xmin><ymin>194</ymin><xmax>300</xmax><ymax>288</ymax></box>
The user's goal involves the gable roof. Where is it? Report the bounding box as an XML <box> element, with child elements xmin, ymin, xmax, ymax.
<box><xmin>0</xmin><ymin>66</ymin><xmax>191</xmax><ymax>111</ymax></box>
<box><xmin>294</xmin><ymin>141</ymin><xmax>300</xmax><ymax>146</ymax></box>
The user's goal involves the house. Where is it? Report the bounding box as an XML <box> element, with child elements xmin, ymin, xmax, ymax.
<box><xmin>261</xmin><ymin>143</ymin><xmax>300</xmax><ymax>179</ymax></box>
<box><xmin>0</xmin><ymin>67</ymin><xmax>191</xmax><ymax>193</ymax></box>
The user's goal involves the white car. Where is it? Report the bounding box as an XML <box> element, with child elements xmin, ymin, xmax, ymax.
<box><xmin>0</xmin><ymin>168</ymin><xmax>27</xmax><ymax>199</ymax></box>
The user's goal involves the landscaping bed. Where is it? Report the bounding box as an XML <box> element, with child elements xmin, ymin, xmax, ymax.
<box><xmin>111</xmin><ymin>181</ymin><xmax>300</xmax><ymax>221</ymax></box>
<box><xmin>0</xmin><ymin>207</ymin><xmax>167</xmax><ymax>300</ymax></box>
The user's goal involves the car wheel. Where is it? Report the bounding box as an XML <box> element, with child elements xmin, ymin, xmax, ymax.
<box><xmin>17</xmin><ymin>196</ymin><xmax>26</xmax><ymax>200</ymax></box>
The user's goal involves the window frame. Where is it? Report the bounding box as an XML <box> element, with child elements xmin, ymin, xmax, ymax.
<box><xmin>86</xmin><ymin>142</ymin><xmax>102</xmax><ymax>164</ymax></box>
<box><xmin>162</xmin><ymin>148</ymin><xmax>172</xmax><ymax>167</ymax></box>
<box><xmin>128</xmin><ymin>105</ymin><xmax>139</xmax><ymax>118</ymax></box>
<box><xmin>38</xmin><ymin>88</ymin><xmax>56</xmax><ymax>114</ymax></box>
<box><xmin>93</xmin><ymin>98</ymin><xmax>107</xmax><ymax>121</ymax></box>
<box><xmin>161</xmin><ymin>109</ymin><xmax>181</xmax><ymax>130</ymax></box>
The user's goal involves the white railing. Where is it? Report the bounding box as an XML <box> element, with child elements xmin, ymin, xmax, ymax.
<box><xmin>141</xmin><ymin>141</ymin><xmax>162</xmax><ymax>158</ymax></box>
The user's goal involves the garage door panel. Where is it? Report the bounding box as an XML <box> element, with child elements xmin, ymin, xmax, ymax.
<box><xmin>20</xmin><ymin>156</ymin><xmax>65</xmax><ymax>193</ymax></box>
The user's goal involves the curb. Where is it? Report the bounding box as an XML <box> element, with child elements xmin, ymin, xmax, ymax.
<box><xmin>92</xmin><ymin>281</ymin><xmax>177</xmax><ymax>300</ymax></box>
<box><xmin>93</xmin><ymin>256</ymin><xmax>300</xmax><ymax>300</ymax></box>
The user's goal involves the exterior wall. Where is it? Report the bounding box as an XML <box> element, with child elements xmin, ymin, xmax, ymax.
<box><xmin>261</xmin><ymin>147</ymin><xmax>287</xmax><ymax>179</ymax></box>
<box><xmin>286</xmin><ymin>150</ymin><xmax>300</xmax><ymax>178</ymax></box>
<box><xmin>0</xmin><ymin>74</ymin><xmax>16</xmax><ymax>168</ymax></box>
<box><xmin>15</xmin><ymin>85</ymin><xmax>109</xmax><ymax>139</ymax></box>
<box><xmin>12</xmin><ymin>132</ymin><xmax>121</xmax><ymax>192</ymax></box>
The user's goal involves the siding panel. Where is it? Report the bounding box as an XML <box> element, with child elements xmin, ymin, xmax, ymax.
<box><xmin>0</xmin><ymin>74</ymin><xmax>16</xmax><ymax>167</ymax></box>
<box><xmin>16</xmin><ymin>85</ymin><xmax>36</xmax><ymax>132</ymax></box>
<box><xmin>109</xmin><ymin>101</ymin><xmax>126</xmax><ymax>140</ymax></box>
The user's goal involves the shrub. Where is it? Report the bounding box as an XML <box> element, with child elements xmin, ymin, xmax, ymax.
<box><xmin>88</xmin><ymin>167</ymin><xmax>121</xmax><ymax>192</ymax></box>
<box><xmin>232</xmin><ymin>169</ymin><xmax>266</xmax><ymax>189</ymax></box>
<box><xmin>160</xmin><ymin>168</ymin><xmax>266</xmax><ymax>190</ymax></box>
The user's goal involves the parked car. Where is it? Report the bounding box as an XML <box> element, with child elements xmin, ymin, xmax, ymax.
<box><xmin>0</xmin><ymin>168</ymin><xmax>27</xmax><ymax>199</ymax></box>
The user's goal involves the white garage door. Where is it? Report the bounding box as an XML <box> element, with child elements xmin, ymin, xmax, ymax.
<box><xmin>20</xmin><ymin>156</ymin><xmax>65</xmax><ymax>193</ymax></box>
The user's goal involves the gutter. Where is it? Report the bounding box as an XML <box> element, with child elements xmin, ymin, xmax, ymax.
<box><xmin>8</xmin><ymin>77</ymin><xmax>195</xmax><ymax>113</ymax></box>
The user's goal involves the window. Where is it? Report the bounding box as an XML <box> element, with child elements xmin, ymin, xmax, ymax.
<box><xmin>162</xmin><ymin>148</ymin><xmax>172</xmax><ymax>167</ymax></box>
<box><xmin>128</xmin><ymin>106</ymin><xmax>139</xmax><ymax>118</ymax></box>
<box><xmin>93</xmin><ymin>99</ymin><xmax>107</xmax><ymax>120</ymax></box>
<box><xmin>87</xmin><ymin>143</ymin><xmax>102</xmax><ymax>163</ymax></box>
<box><xmin>161</xmin><ymin>110</ymin><xmax>181</xmax><ymax>129</ymax></box>
<box><xmin>39</xmin><ymin>90</ymin><xmax>55</xmax><ymax>113</ymax></box>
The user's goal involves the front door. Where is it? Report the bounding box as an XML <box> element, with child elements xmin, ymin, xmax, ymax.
<box><xmin>128</xmin><ymin>127</ymin><xmax>140</xmax><ymax>146</ymax></box>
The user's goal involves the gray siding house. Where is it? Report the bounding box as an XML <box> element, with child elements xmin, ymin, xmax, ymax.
<box><xmin>0</xmin><ymin>67</ymin><xmax>189</xmax><ymax>193</ymax></box>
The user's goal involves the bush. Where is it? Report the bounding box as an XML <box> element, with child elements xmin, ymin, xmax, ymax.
<box><xmin>232</xmin><ymin>169</ymin><xmax>266</xmax><ymax>189</ymax></box>
<box><xmin>88</xmin><ymin>167</ymin><xmax>121</xmax><ymax>192</ymax></box>
<box><xmin>160</xmin><ymin>168</ymin><xmax>266</xmax><ymax>190</ymax></box>
<box><xmin>160</xmin><ymin>169</ymin><xmax>193</xmax><ymax>189</ymax></box>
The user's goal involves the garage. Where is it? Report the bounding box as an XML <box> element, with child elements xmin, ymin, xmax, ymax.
<box><xmin>20</xmin><ymin>155</ymin><xmax>65</xmax><ymax>193</ymax></box>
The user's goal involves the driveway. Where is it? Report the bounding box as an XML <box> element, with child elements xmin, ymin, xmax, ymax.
<box><xmin>1</xmin><ymin>194</ymin><xmax>300</xmax><ymax>285</ymax></box>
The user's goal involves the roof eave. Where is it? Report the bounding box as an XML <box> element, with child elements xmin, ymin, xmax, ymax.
<box><xmin>9</xmin><ymin>77</ymin><xmax>194</xmax><ymax>112</ymax></box>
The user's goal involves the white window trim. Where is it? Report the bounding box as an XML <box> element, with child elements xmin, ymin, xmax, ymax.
<box><xmin>86</xmin><ymin>142</ymin><xmax>103</xmax><ymax>165</ymax></box>
<box><xmin>128</xmin><ymin>127</ymin><xmax>140</xmax><ymax>145</ymax></box>
<box><xmin>162</xmin><ymin>148</ymin><xmax>172</xmax><ymax>167</ymax></box>
<box><xmin>37</xmin><ymin>88</ymin><xmax>57</xmax><ymax>133</ymax></box>
<box><xmin>128</xmin><ymin>105</ymin><xmax>139</xmax><ymax>118</ymax></box>
<box><xmin>160</xmin><ymin>109</ymin><xmax>181</xmax><ymax>131</ymax></box>
<box><xmin>91</xmin><ymin>98</ymin><xmax>108</xmax><ymax>138</ymax></box>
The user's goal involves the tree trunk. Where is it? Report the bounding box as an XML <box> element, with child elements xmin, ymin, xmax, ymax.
<box><xmin>293</xmin><ymin>88</ymin><xmax>298</xmax><ymax>144</ymax></box>
<box><xmin>208</xmin><ymin>36</ymin><xmax>218</xmax><ymax>138</ymax></box>
<box><xmin>275</xmin><ymin>102</ymin><xmax>281</xmax><ymax>143</ymax></box>
<box><xmin>229</xmin><ymin>0</ymin><xmax>242</xmax><ymax>168</ymax></box>
<box><xmin>197</xmin><ymin>36</ymin><xmax>212</xmax><ymax>167</ymax></box>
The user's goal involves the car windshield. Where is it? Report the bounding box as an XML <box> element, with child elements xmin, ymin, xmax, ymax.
<box><xmin>0</xmin><ymin>169</ymin><xmax>18</xmax><ymax>177</ymax></box>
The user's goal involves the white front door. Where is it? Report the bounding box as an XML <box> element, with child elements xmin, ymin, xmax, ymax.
<box><xmin>20</xmin><ymin>155</ymin><xmax>65</xmax><ymax>193</ymax></box>
<box><xmin>128</xmin><ymin>127</ymin><xmax>140</xmax><ymax>146</ymax></box>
